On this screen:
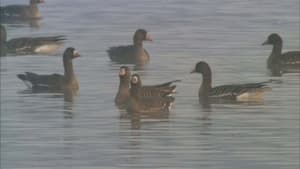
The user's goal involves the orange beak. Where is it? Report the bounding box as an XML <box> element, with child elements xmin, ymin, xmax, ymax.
<box><xmin>145</xmin><ymin>33</ymin><xmax>153</xmax><ymax>41</ymax></box>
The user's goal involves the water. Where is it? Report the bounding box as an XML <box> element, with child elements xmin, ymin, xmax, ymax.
<box><xmin>1</xmin><ymin>0</ymin><xmax>299</xmax><ymax>168</ymax></box>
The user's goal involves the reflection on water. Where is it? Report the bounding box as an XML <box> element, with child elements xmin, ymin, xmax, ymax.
<box><xmin>199</xmin><ymin>100</ymin><xmax>212</xmax><ymax>120</ymax></box>
<box><xmin>119</xmin><ymin>108</ymin><xmax>170</xmax><ymax>130</ymax></box>
<box><xmin>63</xmin><ymin>89</ymin><xmax>76</xmax><ymax>119</ymax></box>
<box><xmin>18</xmin><ymin>87</ymin><xmax>76</xmax><ymax>118</ymax></box>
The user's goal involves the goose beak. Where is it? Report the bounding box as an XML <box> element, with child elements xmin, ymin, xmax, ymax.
<box><xmin>72</xmin><ymin>50</ymin><xmax>80</xmax><ymax>58</ymax></box>
<box><xmin>262</xmin><ymin>40</ymin><xmax>269</xmax><ymax>45</ymax></box>
<box><xmin>190</xmin><ymin>69</ymin><xmax>196</xmax><ymax>73</ymax></box>
<box><xmin>145</xmin><ymin>33</ymin><xmax>153</xmax><ymax>41</ymax></box>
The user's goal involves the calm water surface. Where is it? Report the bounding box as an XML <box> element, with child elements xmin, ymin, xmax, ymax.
<box><xmin>1</xmin><ymin>0</ymin><xmax>299</xmax><ymax>168</ymax></box>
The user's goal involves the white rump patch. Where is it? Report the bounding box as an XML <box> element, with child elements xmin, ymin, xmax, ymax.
<box><xmin>237</xmin><ymin>91</ymin><xmax>265</xmax><ymax>102</ymax></box>
<box><xmin>34</xmin><ymin>44</ymin><xmax>61</xmax><ymax>54</ymax></box>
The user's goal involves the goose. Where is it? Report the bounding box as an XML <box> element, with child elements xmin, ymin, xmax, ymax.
<box><xmin>0</xmin><ymin>25</ymin><xmax>65</xmax><ymax>56</ymax></box>
<box><xmin>17</xmin><ymin>47</ymin><xmax>80</xmax><ymax>91</ymax></box>
<box><xmin>115</xmin><ymin>66</ymin><xmax>179</xmax><ymax>108</ymax></box>
<box><xmin>262</xmin><ymin>33</ymin><xmax>300</xmax><ymax>75</ymax></box>
<box><xmin>107</xmin><ymin>29</ymin><xmax>152</xmax><ymax>65</ymax></box>
<box><xmin>191</xmin><ymin>61</ymin><xmax>271</xmax><ymax>102</ymax></box>
<box><xmin>127</xmin><ymin>74</ymin><xmax>175</xmax><ymax>114</ymax></box>
<box><xmin>1</xmin><ymin>0</ymin><xmax>44</xmax><ymax>20</ymax></box>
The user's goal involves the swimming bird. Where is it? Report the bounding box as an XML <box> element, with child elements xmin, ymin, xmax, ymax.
<box><xmin>107</xmin><ymin>29</ymin><xmax>152</xmax><ymax>65</ymax></box>
<box><xmin>191</xmin><ymin>61</ymin><xmax>271</xmax><ymax>103</ymax></box>
<box><xmin>127</xmin><ymin>74</ymin><xmax>175</xmax><ymax>114</ymax></box>
<box><xmin>0</xmin><ymin>25</ymin><xmax>65</xmax><ymax>56</ymax></box>
<box><xmin>0</xmin><ymin>0</ymin><xmax>44</xmax><ymax>20</ymax></box>
<box><xmin>17</xmin><ymin>47</ymin><xmax>80</xmax><ymax>91</ymax></box>
<box><xmin>262</xmin><ymin>33</ymin><xmax>300</xmax><ymax>76</ymax></box>
<box><xmin>115</xmin><ymin>66</ymin><xmax>179</xmax><ymax>108</ymax></box>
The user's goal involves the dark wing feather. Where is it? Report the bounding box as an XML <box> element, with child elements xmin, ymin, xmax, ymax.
<box><xmin>139</xmin><ymin>80</ymin><xmax>180</xmax><ymax>97</ymax></box>
<box><xmin>281</xmin><ymin>51</ymin><xmax>300</xmax><ymax>65</ymax></box>
<box><xmin>7</xmin><ymin>36</ymin><xmax>65</xmax><ymax>54</ymax></box>
<box><xmin>28</xmin><ymin>36</ymin><xmax>66</xmax><ymax>43</ymax></box>
<box><xmin>17</xmin><ymin>72</ymin><xmax>64</xmax><ymax>89</ymax></box>
<box><xmin>7</xmin><ymin>38</ymin><xmax>35</xmax><ymax>53</ymax></box>
<box><xmin>141</xmin><ymin>85</ymin><xmax>176</xmax><ymax>97</ymax></box>
<box><xmin>137</xmin><ymin>96</ymin><xmax>175</xmax><ymax>113</ymax></box>
<box><xmin>210</xmin><ymin>82</ymin><xmax>268</xmax><ymax>98</ymax></box>
<box><xmin>150</xmin><ymin>80</ymin><xmax>181</xmax><ymax>88</ymax></box>
<box><xmin>107</xmin><ymin>45</ymin><xmax>134</xmax><ymax>62</ymax></box>
<box><xmin>1</xmin><ymin>5</ymin><xmax>29</xmax><ymax>18</ymax></box>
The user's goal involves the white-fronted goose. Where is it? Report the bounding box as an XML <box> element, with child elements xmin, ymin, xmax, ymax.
<box><xmin>17</xmin><ymin>47</ymin><xmax>80</xmax><ymax>91</ymax></box>
<box><xmin>0</xmin><ymin>25</ymin><xmax>65</xmax><ymax>56</ymax></box>
<box><xmin>107</xmin><ymin>29</ymin><xmax>152</xmax><ymax>65</ymax></box>
<box><xmin>0</xmin><ymin>0</ymin><xmax>44</xmax><ymax>20</ymax></box>
<box><xmin>262</xmin><ymin>33</ymin><xmax>300</xmax><ymax>75</ymax></box>
<box><xmin>115</xmin><ymin>66</ymin><xmax>179</xmax><ymax>108</ymax></box>
<box><xmin>127</xmin><ymin>74</ymin><xmax>175</xmax><ymax>114</ymax></box>
<box><xmin>191</xmin><ymin>61</ymin><xmax>271</xmax><ymax>102</ymax></box>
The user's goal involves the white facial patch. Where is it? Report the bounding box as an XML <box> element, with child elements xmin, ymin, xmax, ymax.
<box><xmin>119</xmin><ymin>68</ymin><xmax>126</xmax><ymax>76</ymax></box>
<box><xmin>132</xmin><ymin>76</ymin><xmax>138</xmax><ymax>84</ymax></box>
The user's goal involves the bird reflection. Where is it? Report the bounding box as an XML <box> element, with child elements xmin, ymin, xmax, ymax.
<box><xmin>118</xmin><ymin>111</ymin><xmax>169</xmax><ymax>166</ymax></box>
<box><xmin>199</xmin><ymin>98</ymin><xmax>212</xmax><ymax>120</ymax></box>
<box><xmin>60</xmin><ymin>89</ymin><xmax>77</xmax><ymax>165</ymax></box>
<box><xmin>129</xmin><ymin>111</ymin><xmax>141</xmax><ymax>130</ymax></box>
<box><xmin>118</xmin><ymin>117</ymin><xmax>143</xmax><ymax>166</ymax></box>
<box><xmin>63</xmin><ymin>89</ymin><xmax>77</xmax><ymax>119</ymax></box>
<box><xmin>61</xmin><ymin>89</ymin><xmax>77</xmax><ymax>166</ymax></box>
<box><xmin>18</xmin><ymin>87</ymin><xmax>77</xmax><ymax>165</ymax></box>
<box><xmin>198</xmin><ymin>96</ymin><xmax>268</xmax><ymax>120</ymax></box>
<box><xmin>18</xmin><ymin>87</ymin><xmax>77</xmax><ymax>118</ymax></box>
<box><xmin>120</xmin><ymin>110</ymin><xmax>169</xmax><ymax>130</ymax></box>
